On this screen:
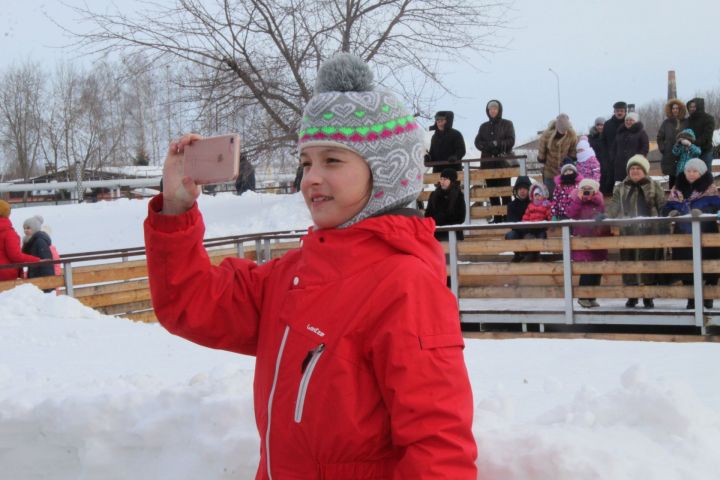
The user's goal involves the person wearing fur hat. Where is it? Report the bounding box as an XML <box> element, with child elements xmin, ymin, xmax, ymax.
<box><xmin>473</xmin><ymin>99</ymin><xmax>516</xmax><ymax>222</ymax></box>
<box><xmin>663</xmin><ymin>158</ymin><xmax>720</xmax><ymax>309</ymax></box>
<box><xmin>520</xmin><ymin>183</ymin><xmax>552</xmax><ymax>261</ymax></box>
<box><xmin>611</xmin><ymin>111</ymin><xmax>649</xmax><ymax>187</ymax></box>
<box><xmin>672</xmin><ymin>128</ymin><xmax>702</xmax><ymax>177</ymax></box>
<box><xmin>426</xmin><ymin>111</ymin><xmax>466</xmax><ymax>173</ymax></box>
<box><xmin>144</xmin><ymin>53</ymin><xmax>477</xmax><ymax>478</ymax></box>
<box><xmin>21</xmin><ymin>215</ymin><xmax>55</xmax><ymax>280</ymax></box>
<box><xmin>504</xmin><ymin>175</ymin><xmax>533</xmax><ymax>261</ymax></box>
<box><xmin>605</xmin><ymin>154</ymin><xmax>667</xmax><ymax>308</ymax></box>
<box><xmin>657</xmin><ymin>99</ymin><xmax>688</xmax><ymax>187</ymax></box>
<box><xmin>537</xmin><ymin>113</ymin><xmax>578</xmax><ymax>197</ymax></box>
<box><xmin>551</xmin><ymin>158</ymin><xmax>584</xmax><ymax>220</ymax></box>
<box><xmin>425</xmin><ymin>168</ymin><xmax>466</xmax><ymax>241</ymax></box>
<box><xmin>566</xmin><ymin>179</ymin><xmax>610</xmax><ymax>308</ymax></box>
<box><xmin>0</xmin><ymin>200</ymin><xmax>41</xmax><ymax>281</ymax></box>
<box><xmin>686</xmin><ymin>98</ymin><xmax>716</xmax><ymax>168</ymax></box>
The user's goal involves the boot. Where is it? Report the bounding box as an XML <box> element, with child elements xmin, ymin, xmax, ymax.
<box><xmin>590</xmin><ymin>299</ymin><xmax>600</xmax><ymax>308</ymax></box>
<box><xmin>625</xmin><ymin>298</ymin><xmax>638</xmax><ymax>308</ymax></box>
<box><xmin>578</xmin><ymin>299</ymin><xmax>594</xmax><ymax>308</ymax></box>
<box><xmin>643</xmin><ymin>298</ymin><xmax>654</xmax><ymax>309</ymax></box>
<box><xmin>511</xmin><ymin>252</ymin><xmax>525</xmax><ymax>263</ymax></box>
<box><xmin>704</xmin><ymin>299</ymin><xmax>714</xmax><ymax>309</ymax></box>
<box><xmin>521</xmin><ymin>252</ymin><xmax>540</xmax><ymax>262</ymax></box>
<box><xmin>686</xmin><ymin>299</ymin><xmax>695</xmax><ymax>309</ymax></box>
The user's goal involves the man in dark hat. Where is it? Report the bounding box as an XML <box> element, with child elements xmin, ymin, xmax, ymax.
<box><xmin>425</xmin><ymin>111</ymin><xmax>466</xmax><ymax>173</ymax></box>
<box><xmin>601</xmin><ymin>101</ymin><xmax>628</xmax><ymax>192</ymax></box>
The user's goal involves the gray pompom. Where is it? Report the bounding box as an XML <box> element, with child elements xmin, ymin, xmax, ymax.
<box><xmin>315</xmin><ymin>53</ymin><xmax>374</xmax><ymax>93</ymax></box>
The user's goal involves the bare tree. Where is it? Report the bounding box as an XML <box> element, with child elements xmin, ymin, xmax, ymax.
<box><xmin>637</xmin><ymin>98</ymin><xmax>665</xmax><ymax>141</ymax></box>
<box><xmin>0</xmin><ymin>62</ymin><xmax>45</xmax><ymax>182</ymax></box>
<box><xmin>68</xmin><ymin>0</ymin><xmax>510</xmax><ymax>167</ymax></box>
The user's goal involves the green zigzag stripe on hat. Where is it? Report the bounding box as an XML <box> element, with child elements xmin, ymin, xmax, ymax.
<box><xmin>298</xmin><ymin>114</ymin><xmax>417</xmax><ymax>139</ymax></box>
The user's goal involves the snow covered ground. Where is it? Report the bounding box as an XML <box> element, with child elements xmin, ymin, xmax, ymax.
<box><xmin>2</xmin><ymin>191</ymin><xmax>720</xmax><ymax>479</ymax></box>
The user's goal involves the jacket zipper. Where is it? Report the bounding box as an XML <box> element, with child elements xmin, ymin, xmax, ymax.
<box><xmin>294</xmin><ymin>343</ymin><xmax>325</xmax><ymax>423</ymax></box>
<box><xmin>266</xmin><ymin>325</ymin><xmax>290</xmax><ymax>480</ymax></box>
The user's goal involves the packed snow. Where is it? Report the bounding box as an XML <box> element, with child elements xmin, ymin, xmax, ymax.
<box><xmin>2</xmin><ymin>191</ymin><xmax>720</xmax><ymax>479</ymax></box>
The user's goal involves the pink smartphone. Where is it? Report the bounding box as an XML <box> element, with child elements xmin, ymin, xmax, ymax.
<box><xmin>183</xmin><ymin>134</ymin><xmax>241</xmax><ymax>185</ymax></box>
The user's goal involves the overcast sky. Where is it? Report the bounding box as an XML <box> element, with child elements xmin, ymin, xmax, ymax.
<box><xmin>2</xmin><ymin>0</ymin><xmax>718</xmax><ymax>145</ymax></box>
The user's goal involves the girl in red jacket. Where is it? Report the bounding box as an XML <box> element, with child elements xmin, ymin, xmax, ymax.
<box><xmin>519</xmin><ymin>184</ymin><xmax>552</xmax><ymax>261</ymax></box>
<box><xmin>0</xmin><ymin>200</ymin><xmax>40</xmax><ymax>281</ymax></box>
<box><xmin>144</xmin><ymin>54</ymin><xmax>477</xmax><ymax>479</ymax></box>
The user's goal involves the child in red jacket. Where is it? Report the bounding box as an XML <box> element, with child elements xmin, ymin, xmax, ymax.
<box><xmin>520</xmin><ymin>184</ymin><xmax>552</xmax><ymax>261</ymax></box>
<box><xmin>144</xmin><ymin>54</ymin><xmax>477</xmax><ymax>479</ymax></box>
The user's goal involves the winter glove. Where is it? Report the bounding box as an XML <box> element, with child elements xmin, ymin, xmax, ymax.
<box><xmin>551</xmin><ymin>216</ymin><xmax>558</xmax><ymax>221</ymax></box>
<box><xmin>594</xmin><ymin>213</ymin><xmax>607</xmax><ymax>222</ymax></box>
<box><xmin>447</xmin><ymin>155</ymin><xmax>458</xmax><ymax>164</ymax></box>
<box><xmin>680</xmin><ymin>139</ymin><xmax>691</xmax><ymax>147</ymax></box>
<box><xmin>423</xmin><ymin>153</ymin><xmax>431</xmax><ymax>164</ymax></box>
<box><xmin>691</xmin><ymin>208</ymin><xmax>702</xmax><ymax>217</ymax></box>
<box><xmin>668</xmin><ymin>210</ymin><xmax>680</xmax><ymax>217</ymax></box>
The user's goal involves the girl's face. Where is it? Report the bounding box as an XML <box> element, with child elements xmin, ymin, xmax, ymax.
<box><xmin>671</xmin><ymin>104</ymin><xmax>680</xmax><ymax>117</ymax></box>
<box><xmin>628</xmin><ymin>165</ymin><xmax>646</xmax><ymax>182</ymax></box>
<box><xmin>624</xmin><ymin>116</ymin><xmax>636</xmax><ymax>129</ymax></box>
<box><xmin>23</xmin><ymin>226</ymin><xmax>32</xmax><ymax>237</ymax></box>
<box><xmin>439</xmin><ymin>177</ymin><xmax>451</xmax><ymax>190</ymax></box>
<box><xmin>300</xmin><ymin>146</ymin><xmax>372</xmax><ymax>229</ymax></box>
<box><xmin>685</xmin><ymin>168</ymin><xmax>701</xmax><ymax>183</ymax></box>
<box><xmin>533</xmin><ymin>193</ymin><xmax>545</xmax><ymax>203</ymax></box>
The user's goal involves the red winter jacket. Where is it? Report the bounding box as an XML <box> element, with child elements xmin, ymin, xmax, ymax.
<box><xmin>522</xmin><ymin>201</ymin><xmax>552</xmax><ymax>222</ymax></box>
<box><xmin>144</xmin><ymin>195</ymin><xmax>477</xmax><ymax>480</ymax></box>
<box><xmin>0</xmin><ymin>217</ymin><xmax>40</xmax><ymax>281</ymax></box>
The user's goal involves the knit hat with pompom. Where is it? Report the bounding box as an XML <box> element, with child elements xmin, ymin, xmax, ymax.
<box><xmin>298</xmin><ymin>53</ymin><xmax>424</xmax><ymax>227</ymax></box>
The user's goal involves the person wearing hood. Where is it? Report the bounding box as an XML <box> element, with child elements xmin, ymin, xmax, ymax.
<box><xmin>656</xmin><ymin>99</ymin><xmax>687</xmax><ymax>187</ymax></box>
<box><xmin>425</xmin><ymin>168</ymin><xmax>466</xmax><ymax>241</ymax></box>
<box><xmin>604</xmin><ymin>155</ymin><xmax>666</xmax><ymax>309</ymax></box>
<box><xmin>672</xmin><ymin>128</ymin><xmax>702</xmax><ymax>177</ymax></box>
<box><xmin>426</xmin><ymin>111</ymin><xmax>466</xmax><ymax>173</ymax></box>
<box><xmin>519</xmin><ymin>183</ymin><xmax>552</xmax><ymax>262</ymax></box>
<box><xmin>504</xmin><ymin>175</ymin><xmax>533</xmax><ymax>262</ymax></box>
<box><xmin>21</xmin><ymin>215</ymin><xmax>55</xmax><ymax>279</ymax></box>
<box><xmin>0</xmin><ymin>200</ymin><xmax>40</xmax><ymax>281</ymax></box>
<box><xmin>473</xmin><ymin>99</ymin><xmax>516</xmax><ymax>222</ymax></box>
<box><xmin>551</xmin><ymin>158</ymin><xmax>584</xmax><ymax>220</ymax></box>
<box><xmin>537</xmin><ymin>113</ymin><xmax>578</xmax><ymax>197</ymax></box>
<box><xmin>144</xmin><ymin>53</ymin><xmax>477</xmax><ymax>479</ymax></box>
<box><xmin>664</xmin><ymin>158</ymin><xmax>720</xmax><ymax>309</ymax></box>
<box><xmin>611</xmin><ymin>112</ymin><xmax>649</xmax><ymax>185</ymax></box>
<box><xmin>576</xmin><ymin>136</ymin><xmax>601</xmax><ymax>182</ymax></box>
<box><xmin>686</xmin><ymin>98</ymin><xmax>716</xmax><ymax>168</ymax></box>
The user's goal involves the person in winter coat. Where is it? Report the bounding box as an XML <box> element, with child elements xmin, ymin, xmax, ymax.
<box><xmin>537</xmin><ymin>113</ymin><xmax>578</xmax><ymax>197</ymax></box>
<box><xmin>551</xmin><ymin>158</ymin><xmax>583</xmax><ymax>220</ymax></box>
<box><xmin>589</xmin><ymin>117</ymin><xmax>612</xmax><ymax>195</ymax></box>
<box><xmin>0</xmin><ymin>200</ymin><xmax>40</xmax><ymax>281</ymax></box>
<box><xmin>686</xmin><ymin>98</ymin><xmax>716</xmax><ymax>168</ymax></box>
<box><xmin>474</xmin><ymin>99</ymin><xmax>516</xmax><ymax>222</ymax></box>
<box><xmin>656</xmin><ymin>99</ymin><xmax>688</xmax><ymax>187</ymax></box>
<box><xmin>604</xmin><ymin>154</ymin><xmax>666</xmax><ymax>309</ymax></box>
<box><xmin>426</xmin><ymin>111</ymin><xmax>466</xmax><ymax>172</ymax></box>
<box><xmin>672</xmin><ymin>128</ymin><xmax>702</xmax><ymax>177</ymax></box>
<box><xmin>235</xmin><ymin>154</ymin><xmax>256</xmax><ymax>194</ymax></box>
<box><xmin>144</xmin><ymin>54</ymin><xmax>477</xmax><ymax>479</ymax></box>
<box><xmin>520</xmin><ymin>183</ymin><xmax>552</xmax><ymax>261</ymax></box>
<box><xmin>566</xmin><ymin>179</ymin><xmax>610</xmax><ymax>308</ymax></box>
<box><xmin>425</xmin><ymin>168</ymin><xmax>466</xmax><ymax>241</ymax></box>
<box><xmin>576</xmin><ymin>136</ymin><xmax>601</xmax><ymax>182</ymax></box>
<box><xmin>611</xmin><ymin>112</ymin><xmax>649</xmax><ymax>185</ymax></box>
<box><xmin>663</xmin><ymin>158</ymin><xmax>720</xmax><ymax>309</ymax></box>
<box><xmin>504</xmin><ymin>175</ymin><xmax>533</xmax><ymax>262</ymax></box>
<box><xmin>22</xmin><ymin>215</ymin><xmax>55</xmax><ymax>280</ymax></box>
<box><xmin>601</xmin><ymin>101</ymin><xmax>628</xmax><ymax>192</ymax></box>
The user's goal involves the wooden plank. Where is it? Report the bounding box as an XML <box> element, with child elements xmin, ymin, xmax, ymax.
<box><xmin>574</xmin><ymin>285</ymin><xmax>720</xmax><ymax>298</ymax></box>
<box><xmin>459</xmin><ymin>238</ymin><xmax>562</xmax><ymax>254</ymax></box>
<box><xmin>0</xmin><ymin>275</ymin><xmax>65</xmax><ymax>293</ymax></box>
<box><xmin>460</xmin><ymin>286</ymin><xmax>564</xmax><ymax>298</ymax></box>
<box><xmin>424</xmin><ymin>168</ymin><xmax>521</xmax><ymax>184</ymax></box>
<box><xmin>122</xmin><ymin>310</ymin><xmax>158</xmax><ymax>323</ymax></box>
<box><xmin>72</xmin><ymin>265</ymin><xmax>149</xmax><ymax>286</ymax></box>
<box><xmin>470</xmin><ymin>205</ymin><xmax>508</xmax><ymax>218</ymax></box>
<box><xmin>462</xmin><ymin>332</ymin><xmax>720</xmax><ymax>343</ymax></box>
<box><xmin>458</xmin><ymin>260</ymin><xmax>720</xmax><ymax>276</ymax></box>
<box><xmin>459</xmin><ymin>274</ymin><xmax>565</xmax><ymax>287</ymax></box>
<box><xmin>470</xmin><ymin>186</ymin><xmax>514</xmax><ymax>198</ymax></box>
<box><xmin>78</xmin><ymin>288</ymin><xmax>152</xmax><ymax>308</ymax></box>
<box><xmin>97</xmin><ymin>300</ymin><xmax>153</xmax><ymax>316</ymax></box>
<box><xmin>74</xmin><ymin>279</ymin><xmax>150</xmax><ymax>298</ymax></box>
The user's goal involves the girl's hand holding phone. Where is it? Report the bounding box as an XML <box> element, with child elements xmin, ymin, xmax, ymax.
<box><xmin>162</xmin><ymin>133</ymin><xmax>203</xmax><ymax>215</ymax></box>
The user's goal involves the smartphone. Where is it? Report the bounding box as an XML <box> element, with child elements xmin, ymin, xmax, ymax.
<box><xmin>183</xmin><ymin>134</ymin><xmax>241</xmax><ymax>185</ymax></box>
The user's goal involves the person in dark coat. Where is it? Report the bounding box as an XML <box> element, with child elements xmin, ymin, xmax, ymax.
<box><xmin>425</xmin><ymin>168</ymin><xmax>466</xmax><ymax>241</ymax></box>
<box><xmin>601</xmin><ymin>101</ymin><xmax>627</xmax><ymax>192</ymax></box>
<box><xmin>686</xmin><ymin>98</ymin><xmax>716</xmax><ymax>169</ymax></box>
<box><xmin>0</xmin><ymin>200</ymin><xmax>40</xmax><ymax>281</ymax></box>
<box><xmin>425</xmin><ymin>111</ymin><xmax>466</xmax><ymax>173</ymax></box>
<box><xmin>235</xmin><ymin>154</ymin><xmax>256</xmax><ymax>194</ymax></box>
<box><xmin>504</xmin><ymin>175</ymin><xmax>532</xmax><ymax>262</ymax></box>
<box><xmin>611</xmin><ymin>112</ymin><xmax>649</xmax><ymax>184</ymax></box>
<box><xmin>657</xmin><ymin>99</ymin><xmax>688</xmax><ymax>188</ymax></box>
<box><xmin>663</xmin><ymin>158</ymin><xmax>720</xmax><ymax>309</ymax></box>
<box><xmin>588</xmin><ymin>117</ymin><xmax>611</xmax><ymax>194</ymax></box>
<box><xmin>21</xmin><ymin>215</ymin><xmax>54</xmax><ymax>279</ymax></box>
<box><xmin>474</xmin><ymin>99</ymin><xmax>516</xmax><ymax>223</ymax></box>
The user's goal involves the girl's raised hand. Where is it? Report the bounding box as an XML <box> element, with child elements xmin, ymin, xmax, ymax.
<box><xmin>161</xmin><ymin>134</ymin><xmax>203</xmax><ymax>215</ymax></box>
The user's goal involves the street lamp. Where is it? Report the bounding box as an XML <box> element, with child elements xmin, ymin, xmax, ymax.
<box><xmin>548</xmin><ymin>68</ymin><xmax>561</xmax><ymax>115</ymax></box>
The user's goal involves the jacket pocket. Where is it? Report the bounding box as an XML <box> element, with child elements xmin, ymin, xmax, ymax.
<box><xmin>294</xmin><ymin>343</ymin><xmax>325</xmax><ymax>423</ymax></box>
<box><xmin>419</xmin><ymin>332</ymin><xmax>464</xmax><ymax>350</ymax></box>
